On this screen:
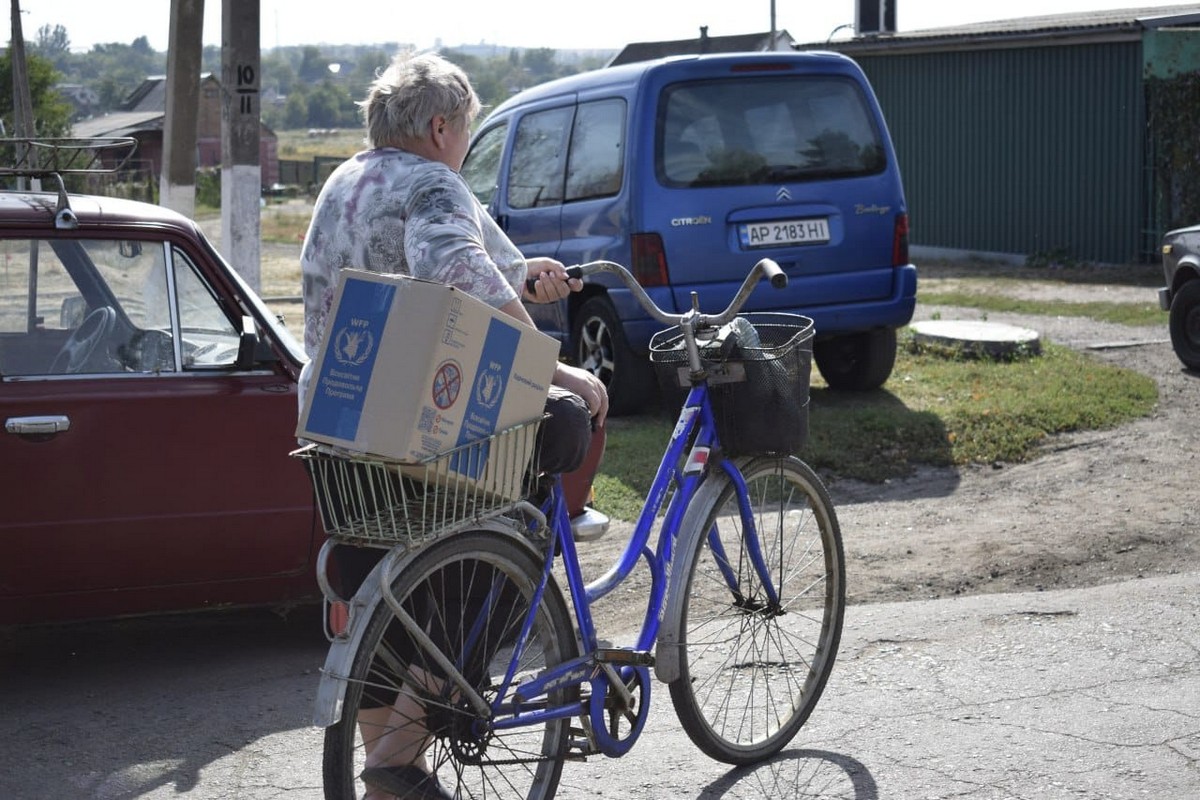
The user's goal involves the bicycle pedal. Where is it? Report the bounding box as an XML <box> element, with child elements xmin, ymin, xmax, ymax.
<box><xmin>593</xmin><ymin>648</ymin><xmax>654</xmax><ymax>667</ymax></box>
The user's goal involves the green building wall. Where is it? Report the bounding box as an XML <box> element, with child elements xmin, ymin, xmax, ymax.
<box><xmin>853</xmin><ymin>41</ymin><xmax>1147</xmax><ymax>264</ymax></box>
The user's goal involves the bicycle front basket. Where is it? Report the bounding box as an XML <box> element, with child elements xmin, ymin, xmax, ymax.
<box><xmin>650</xmin><ymin>313</ymin><xmax>814</xmax><ymax>457</ymax></box>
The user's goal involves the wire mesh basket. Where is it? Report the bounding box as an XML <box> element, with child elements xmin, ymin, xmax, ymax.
<box><xmin>292</xmin><ymin>417</ymin><xmax>544</xmax><ymax>547</ymax></box>
<box><xmin>650</xmin><ymin>313</ymin><xmax>814</xmax><ymax>457</ymax></box>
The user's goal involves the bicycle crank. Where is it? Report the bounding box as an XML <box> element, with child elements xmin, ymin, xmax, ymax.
<box><xmin>587</xmin><ymin>663</ymin><xmax>651</xmax><ymax>757</ymax></box>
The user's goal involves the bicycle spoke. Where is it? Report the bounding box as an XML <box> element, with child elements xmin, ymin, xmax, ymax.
<box><xmin>323</xmin><ymin>533</ymin><xmax>576</xmax><ymax>800</ymax></box>
<box><xmin>670</xmin><ymin>458</ymin><xmax>845</xmax><ymax>764</ymax></box>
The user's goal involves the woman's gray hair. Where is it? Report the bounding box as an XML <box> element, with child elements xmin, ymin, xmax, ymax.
<box><xmin>360</xmin><ymin>52</ymin><xmax>481</xmax><ymax>148</ymax></box>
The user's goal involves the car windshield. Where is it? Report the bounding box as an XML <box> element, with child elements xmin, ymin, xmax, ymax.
<box><xmin>657</xmin><ymin>75</ymin><xmax>886</xmax><ymax>187</ymax></box>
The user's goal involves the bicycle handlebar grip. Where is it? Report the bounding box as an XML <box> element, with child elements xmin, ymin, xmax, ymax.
<box><xmin>524</xmin><ymin>264</ymin><xmax>585</xmax><ymax>295</ymax></box>
<box><xmin>757</xmin><ymin>258</ymin><xmax>788</xmax><ymax>290</ymax></box>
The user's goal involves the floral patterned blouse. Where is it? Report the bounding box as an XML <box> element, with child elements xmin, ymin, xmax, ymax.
<box><xmin>299</xmin><ymin>147</ymin><xmax>526</xmax><ymax>362</ymax></box>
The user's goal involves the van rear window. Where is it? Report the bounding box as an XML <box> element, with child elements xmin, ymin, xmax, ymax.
<box><xmin>658</xmin><ymin>76</ymin><xmax>886</xmax><ymax>187</ymax></box>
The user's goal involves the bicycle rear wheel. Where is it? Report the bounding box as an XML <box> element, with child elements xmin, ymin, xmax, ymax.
<box><xmin>323</xmin><ymin>531</ymin><xmax>577</xmax><ymax>800</ymax></box>
<box><xmin>668</xmin><ymin>456</ymin><xmax>845</xmax><ymax>764</ymax></box>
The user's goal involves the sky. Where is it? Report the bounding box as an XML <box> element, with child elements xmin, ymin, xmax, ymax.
<box><xmin>18</xmin><ymin>0</ymin><xmax>1196</xmax><ymax>53</ymax></box>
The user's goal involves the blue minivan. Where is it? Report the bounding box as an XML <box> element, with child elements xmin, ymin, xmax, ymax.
<box><xmin>461</xmin><ymin>51</ymin><xmax>917</xmax><ymax>414</ymax></box>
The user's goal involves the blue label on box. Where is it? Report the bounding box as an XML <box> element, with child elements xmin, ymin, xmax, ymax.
<box><xmin>304</xmin><ymin>277</ymin><xmax>396</xmax><ymax>441</ymax></box>
<box><xmin>450</xmin><ymin>317</ymin><xmax>521</xmax><ymax>478</ymax></box>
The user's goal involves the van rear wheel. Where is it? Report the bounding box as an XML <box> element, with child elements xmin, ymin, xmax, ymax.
<box><xmin>813</xmin><ymin>328</ymin><xmax>897</xmax><ymax>391</ymax></box>
<box><xmin>573</xmin><ymin>296</ymin><xmax>654</xmax><ymax>416</ymax></box>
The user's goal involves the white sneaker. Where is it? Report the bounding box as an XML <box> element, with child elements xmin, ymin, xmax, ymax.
<box><xmin>570</xmin><ymin>507</ymin><xmax>610</xmax><ymax>541</ymax></box>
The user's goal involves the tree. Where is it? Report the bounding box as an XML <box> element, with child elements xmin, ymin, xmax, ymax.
<box><xmin>298</xmin><ymin>46</ymin><xmax>331</xmax><ymax>83</ymax></box>
<box><xmin>522</xmin><ymin>48</ymin><xmax>559</xmax><ymax>81</ymax></box>
<box><xmin>283</xmin><ymin>92</ymin><xmax>309</xmax><ymax>129</ymax></box>
<box><xmin>347</xmin><ymin>48</ymin><xmax>390</xmax><ymax>93</ymax></box>
<box><xmin>0</xmin><ymin>49</ymin><xmax>72</xmax><ymax>136</ymax></box>
<box><xmin>305</xmin><ymin>83</ymin><xmax>344</xmax><ymax>128</ymax></box>
<box><xmin>34</xmin><ymin>24</ymin><xmax>70</xmax><ymax>56</ymax></box>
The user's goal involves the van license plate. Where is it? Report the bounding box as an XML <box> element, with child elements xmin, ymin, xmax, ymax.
<box><xmin>739</xmin><ymin>218</ymin><xmax>830</xmax><ymax>248</ymax></box>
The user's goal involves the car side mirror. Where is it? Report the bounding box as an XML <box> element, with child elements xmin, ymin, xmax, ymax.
<box><xmin>236</xmin><ymin>315</ymin><xmax>258</xmax><ymax>370</ymax></box>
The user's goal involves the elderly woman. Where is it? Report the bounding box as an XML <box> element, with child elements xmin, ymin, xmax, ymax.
<box><xmin>299</xmin><ymin>52</ymin><xmax>607</xmax><ymax>799</ymax></box>
<box><xmin>300</xmin><ymin>53</ymin><xmax>607</xmax><ymax>423</ymax></box>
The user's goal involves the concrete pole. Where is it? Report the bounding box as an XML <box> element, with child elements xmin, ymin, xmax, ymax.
<box><xmin>161</xmin><ymin>0</ymin><xmax>203</xmax><ymax>216</ymax></box>
<box><xmin>10</xmin><ymin>0</ymin><xmax>37</xmax><ymax>189</ymax></box>
<box><xmin>220</xmin><ymin>0</ymin><xmax>261</xmax><ymax>290</ymax></box>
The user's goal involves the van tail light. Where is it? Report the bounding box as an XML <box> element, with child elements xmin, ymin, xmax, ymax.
<box><xmin>892</xmin><ymin>213</ymin><xmax>910</xmax><ymax>266</ymax></box>
<box><xmin>631</xmin><ymin>233</ymin><xmax>670</xmax><ymax>287</ymax></box>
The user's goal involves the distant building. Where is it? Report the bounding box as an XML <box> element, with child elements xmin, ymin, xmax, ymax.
<box><xmin>607</xmin><ymin>28</ymin><xmax>797</xmax><ymax>67</ymax></box>
<box><xmin>800</xmin><ymin>5</ymin><xmax>1200</xmax><ymax>264</ymax></box>
<box><xmin>73</xmin><ymin>74</ymin><xmax>280</xmax><ymax>189</ymax></box>
<box><xmin>55</xmin><ymin>83</ymin><xmax>101</xmax><ymax>120</ymax></box>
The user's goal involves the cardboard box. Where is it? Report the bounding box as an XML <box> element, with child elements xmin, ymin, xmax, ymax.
<box><xmin>297</xmin><ymin>270</ymin><xmax>558</xmax><ymax>486</ymax></box>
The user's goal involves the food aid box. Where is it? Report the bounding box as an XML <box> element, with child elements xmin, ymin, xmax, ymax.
<box><xmin>297</xmin><ymin>270</ymin><xmax>558</xmax><ymax>490</ymax></box>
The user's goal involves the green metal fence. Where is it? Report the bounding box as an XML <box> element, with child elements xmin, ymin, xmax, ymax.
<box><xmin>855</xmin><ymin>41</ymin><xmax>1147</xmax><ymax>264</ymax></box>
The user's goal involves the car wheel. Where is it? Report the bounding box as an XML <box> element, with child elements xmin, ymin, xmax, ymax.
<box><xmin>813</xmin><ymin>328</ymin><xmax>897</xmax><ymax>391</ymax></box>
<box><xmin>573</xmin><ymin>296</ymin><xmax>654</xmax><ymax>416</ymax></box>
<box><xmin>1169</xmin><ymin>279</ymin><xmax>1200</xmax><ymax>370</ymax></box>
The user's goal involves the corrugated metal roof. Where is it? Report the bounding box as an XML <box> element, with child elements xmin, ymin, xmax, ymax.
<box><xmin>803</xmin><ymin>4</ymin><xmax>1200</xmax><ymax>52</ymax></box>
<box><xmin>73</xmin><ymin>112</ymin><xmax>164</xmax><ymax>138</ymax></box>
<box><xmin>608</xmin><ymin>30</ymin><xmax>795</xmax><ymax>66</ymax></box>
<box><xmin>906</xmin><ymin>4</ymin><xmax>1200</xmax><ymax>37</ymax></box>
<box><xmin>119</xmin><ymin>76</ymin><xmax>168</xmax><ymax>112</ymax></box>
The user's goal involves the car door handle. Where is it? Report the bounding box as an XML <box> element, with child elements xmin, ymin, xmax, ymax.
<box><xmin>6</xmin><ymin>415</ymin><xmax>71</xmax><ymax>435</ymax></box>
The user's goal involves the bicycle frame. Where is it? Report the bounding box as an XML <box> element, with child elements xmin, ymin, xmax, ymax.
<box><xmin>482</xmin><ymin>375</ymin><xmax>786</xmax><ymax>755</ymax></box>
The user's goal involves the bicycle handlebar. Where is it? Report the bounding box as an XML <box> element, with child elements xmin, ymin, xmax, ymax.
<box><xmin>545</xmin><ymin>258</ymin><xmax>786</xmax><ymax>330</ymax></box>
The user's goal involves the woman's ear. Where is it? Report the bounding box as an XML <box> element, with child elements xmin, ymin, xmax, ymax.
<box><xmin>431</xmin><ymin>115</ymin><xmax>448</xmax><ymax>149</ymax></box>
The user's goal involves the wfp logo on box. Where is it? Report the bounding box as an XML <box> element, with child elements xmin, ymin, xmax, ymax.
<box><xmin>474</xmin><ymin>365</ymin><xmax>504</xmax><ymax>410</ymax></box>
<box><xmin>333</xmin><ymin>326</ymin><xmax>375</xmax><ymax>367</ymax></box>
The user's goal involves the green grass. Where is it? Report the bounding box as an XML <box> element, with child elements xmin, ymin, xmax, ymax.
<box><xmin>260</xmin><ymin>208</ymin><xmax>312</xmax><ymax>244</ymax></box>
<box><xmin>593</xmin><ymin>340</ymin><xmax>1157</xmax><ymax>522</ymax></box>
<box><xmin>276</xmin><ymin>129</ymin><xmax>364</xmax><ymax>160</ymax></box>
<box><xmin>919</xmin><ymin>290</ymin><xmax>1163</xmax><ymax>327</ymax></box>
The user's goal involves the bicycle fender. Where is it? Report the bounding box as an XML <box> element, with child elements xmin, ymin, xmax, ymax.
<box><xmin>653</xmin><ymin>465</ymin><xmax>734</xmax><ymax>684</ymax></box>
<box><xmin>312</xmin><ymin>545</ymin><xmax>409</xmax><ymax>728</ymax></box>
<box><xmin>312</xmin><ymin>522</ymin><xmax>545</xmax><ymax>727</ymax></box>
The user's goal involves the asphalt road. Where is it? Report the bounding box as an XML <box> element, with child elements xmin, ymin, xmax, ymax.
<box><xmin>2</xmin><ymin>571</ymin><xmax>1196</xmax><ymax>799</ymax></box>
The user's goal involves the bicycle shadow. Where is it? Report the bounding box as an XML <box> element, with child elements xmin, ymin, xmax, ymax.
<box><xmin>697</xmin><ymin>748</ymin><xmax>878</xmax><ymax>800</ymax></box>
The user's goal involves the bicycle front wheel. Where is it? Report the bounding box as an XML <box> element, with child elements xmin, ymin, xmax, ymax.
<box><xmin>323</xmin><ymin>531</ymin><xmax>577</xmax><ymax>800</ymax></box>
<box><xmin>668</xmin><ymin>456</ymin><xmax>845</xmax><ymax>764</ymax></box>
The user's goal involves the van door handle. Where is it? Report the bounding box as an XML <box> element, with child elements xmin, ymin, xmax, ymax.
<box><xmin>495</xmin><ymin>213</ymin><xmax>509</xmax><ymax>231</ymax></box>
<box><xmin>6</xmin><ymin>415</ymin><xmax>71</xmax><ymax>435</ymax></box>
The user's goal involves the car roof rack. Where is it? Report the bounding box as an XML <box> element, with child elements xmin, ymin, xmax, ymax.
<box><xmin>0</xmin><ymin>137</ymin><xmax>139</xmax><ymax>231</ymax></box>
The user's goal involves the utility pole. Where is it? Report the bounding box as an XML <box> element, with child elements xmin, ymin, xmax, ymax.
<box><xmin>769</xmin><ymin>0</ymin><xmax>777</xmax><ymax>51</ymax></box>
<box><xmin>220</xmin><ymin>0</ymin><xmax>261</xmax><ymax>290</ymax></box>
<box><xmin>9</xmin><ymin>0</ymin><xmax>37</xmax><ymax>187</ymax></box>
<box><xmin>162</xmin><ymin>0</ymin><xmax>204</xmax><ymax>216</ymax></box>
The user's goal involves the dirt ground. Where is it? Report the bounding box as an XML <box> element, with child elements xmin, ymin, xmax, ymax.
<box><xmin>574</xmin><ymin>262</ymin><xmax>1199</xmax><ymax>634</ymax></box>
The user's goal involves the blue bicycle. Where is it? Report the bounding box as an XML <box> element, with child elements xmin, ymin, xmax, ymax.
<box><xmin>299</xmin><ymin>258</ymin><xmax>846</xmax><ymax>800</ymax></box>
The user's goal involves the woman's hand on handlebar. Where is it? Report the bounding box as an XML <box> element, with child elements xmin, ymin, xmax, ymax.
<box><xmin>554</xmin><ymin>362</ymin><xmax>609</xmax><ymax>427</ymax></box>
<box><xmin>523</xmin><ymin>257</ymin><xmax>583</xmax><ymax>303</ymax></box>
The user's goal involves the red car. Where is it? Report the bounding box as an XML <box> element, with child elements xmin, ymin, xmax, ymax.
<box><xmin>0</xmin><ymin>140</ymin><xmax>319</xmax><ymax>625</ymax></box>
